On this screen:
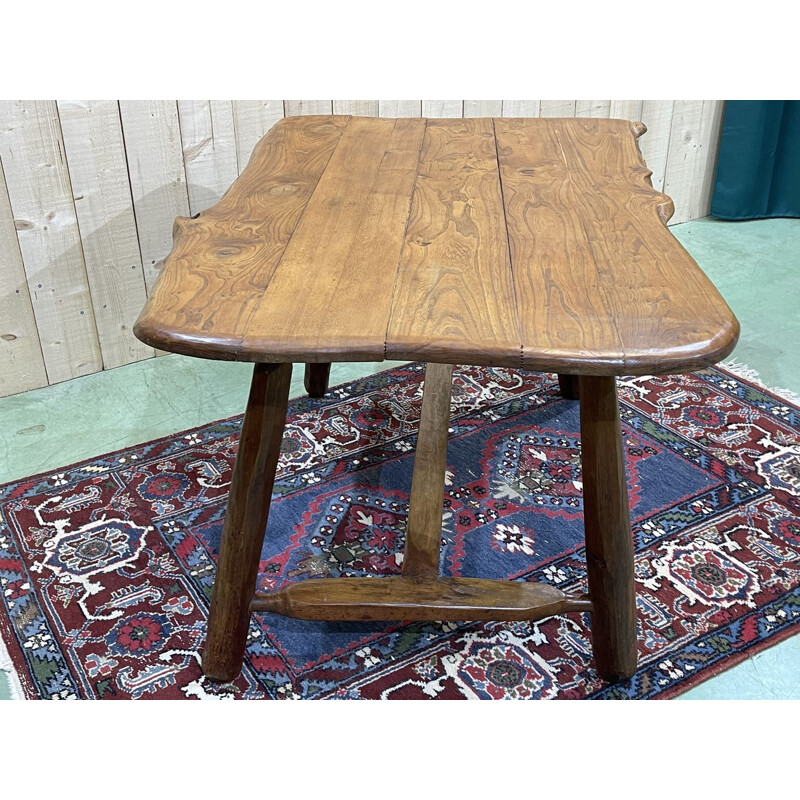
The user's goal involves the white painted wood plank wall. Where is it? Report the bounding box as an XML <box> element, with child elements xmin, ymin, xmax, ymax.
<box><xmin>177</xmin><ymin>100</ymin><xmax>239</xmax><ymax>214</ymax></box>
<box><xmin>0</xmin><ymin>100</ymin><xmax>102</xmax><ymax>385</ymax></box>
<box><xmin>58</xmin><ymin>100</ymin><xmax>154</xmax><ymax>369</ymax></box>
<box><xmin>0</xmin><ymin>157</ymin><xmax>48</xmax><ymax>395</ymax></box>
<box><xmin>232</xmin><ymin>101</ymin><xmax>284</xmax><ymax>169</ymax></box>
<box><xmin>0</xmin><ymin>99</ymin><xmax>725</xmax><ymax>397</ymax></box>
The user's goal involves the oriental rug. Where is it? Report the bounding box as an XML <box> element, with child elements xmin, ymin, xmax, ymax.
<box><xmin>1</xmin><ymin>363</ymin><xmax>799</xmax><ymax>699</ymax></box>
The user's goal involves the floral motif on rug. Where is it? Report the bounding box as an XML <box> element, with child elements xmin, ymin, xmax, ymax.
<box><xmin>1</xmin><ymin>364</ymin><xmax>799</xmax><ymax>699</ymax></box>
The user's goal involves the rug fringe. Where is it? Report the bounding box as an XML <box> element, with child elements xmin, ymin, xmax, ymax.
<box><xmin>718</xmin><ymin>359</ymin><xmax>800</xmax><ymax>406</ymax></box>
<box><xmin>0</xmin><ymin>628</ymin><xmax>25</xmax><ymax>700</ymax></box>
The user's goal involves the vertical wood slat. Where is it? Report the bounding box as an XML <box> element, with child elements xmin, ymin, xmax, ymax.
<box><xmin>540</xmin><ymin>100</ymin><xmax>576</xmax><ymax>117</ymax></box>
<box><xmin>502</xmin><ymin>100</ymin><xmax>541</xmax><ymax>117</ymax></box>
<box><xmin>333</xmin><ymin>100</ymin><xmax>379</xmax><ymax>116</ymax></box>
<box><xmin>690</xmin><ymin>100</ymin><xmax>725</xmax><ymax>221</ymax></box>
<box><xmin>664</xmin><ymin>100</ymin><xmax>707</xmax><ymax>224</ymax></box>
<box><xmin>284</xmin><ymin>100</ymin><xmax>334</xmax><ymax>116</ymax></box>
<box><xmin>0</xmin><ymin>100</ymin><xmax>102</xmax><ymax>384</ymax></box>
<box><xmin>464</xmin><ymin>100</ymin><xmax>503</xmax><ymax>117</ymax></box>
<box><xmin>638</xmin><ymin>100</ymin><xmax>675</xmax><ymax>192</ymax></box>
<box><xmin>422</xmin><ymin>100</ymin><xmax>463</xmax><ymax>118</ymax></box>
<box><xmin>231</xmin><ymin>100</ymin><xmax>284</xmax><ymax>172</ymax></box>
<box><xmin>665</xmin><ymin>100</ymin><xmax>724</xmax><ymax>224</ymax></box>
<box><xmin>118</xmin><ymin>101</ymin><xmax>191</xmax><ymax>296</ymax></box>
<box><xmin>610</xmin><ymin>100</ymin><xmax>643</xmax><ymax>121</ymax></box>
<box><xmin>378</xmin><ymin>100</ymin><xmax>422</xmax><ymax>118</ymax></box>
<box><xmin>57</xmin><ymin>100</ymin><xmax>154</xmax><ymax>370</ymax></box>
<box><xmin>178</xmin><ymin>100</ymin><xmax>239</xmax><ymax>214</ymax></box>
<box><xmin>576</xmin><ymin>100</ymin><xmax>611</xmax><ymax>118</ymax></box>
<box><xmin>0</xmin><ymin>156</ymin><xmax>48</xmax><ymax>396</ymax></box>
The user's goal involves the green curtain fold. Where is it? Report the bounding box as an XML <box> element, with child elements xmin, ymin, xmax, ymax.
<box><xmin>711</xmin><ymin>100</ymin><xmax>800</xmax><ymax>220</ymax></box>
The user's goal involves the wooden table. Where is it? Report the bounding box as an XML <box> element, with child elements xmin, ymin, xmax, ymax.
<box><xmin>134</xmin><ymin>115</ymin><xmax>739</xmax><ymax>684</ymax></box>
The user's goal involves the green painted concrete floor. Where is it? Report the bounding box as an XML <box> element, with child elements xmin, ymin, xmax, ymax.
<box><xmin>1</xmin><ymin>216</ymin><xmax>798</xmax><ymax>700</ymax></box>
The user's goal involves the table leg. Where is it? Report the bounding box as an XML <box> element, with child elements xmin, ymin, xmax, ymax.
<box><xmin>203</xmin><ymin>362</ymin><xmax>292</xmax><ymax>681</ymax></box>
<box><xmin>558</xmin><ymin>373</ymin><xmax>580</xmax><ymax>399</ymax></box>
<box><xmin>578</xmin><ymin>375</ymin><xmax>637</xmax><ymax>680</ymax></box>
<box><xmin>304</xmin><ymin>363</ymin><xmax>331</xmax><ymax>398</ymax></box>
<box><xmin>402</xmin><ymin>362</ymin><xmax>453</xmax><ymax>578</ymax></box>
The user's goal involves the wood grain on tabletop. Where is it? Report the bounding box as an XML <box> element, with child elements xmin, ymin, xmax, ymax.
<box><xmin>135</xmin><ymin>114</ymin><xmax>739</xmax><ymax>375</ymax></box>
<box><xmin>385</xmin><ymin>118</ymin><xmax>521</xmax><ymax>365</ymax></box>
<box><xmin>494</xmin><ymin>117</ymin><xmax>738</xmax><ymax>374</ymax></box>
<box><xmin>244</xmin><ymin>117</ymin><xmax>425</xmax><ymax>361</ymax></box>
<box><xmin>135</xmin><ymin>115</ymin><xmax>349</xmax><ymax>358</ymax></box>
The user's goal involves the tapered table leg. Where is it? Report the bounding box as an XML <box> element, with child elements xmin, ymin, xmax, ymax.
<box><xmin>203</xmin><ymin>362</ymin><xmax>292</xmax><ymax>681</ymax></box>
<box><xmin>578</xmin><ymin>375</ymin><xmax>637</xmax><ymax>681</ymax></box>
<box><xmin>304</xmin><ymin>363</ymin><xmax>331</xmax><ymax>398</ymax></box>
<box><xmin>558</xmin><ymin>373</ymin><xmax>580</xmax><ymax>400</ymax></box>
<box><xmin>402</xmin><ymin>362</ymin><xmax>453</xmax><ymax>579</ymax></box>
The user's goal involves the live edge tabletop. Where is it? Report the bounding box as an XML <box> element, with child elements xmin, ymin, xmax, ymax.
<box><xmin>134</xmin><ymin>115</ymin><xmax>739</xmax><ymax>375</ymax></box>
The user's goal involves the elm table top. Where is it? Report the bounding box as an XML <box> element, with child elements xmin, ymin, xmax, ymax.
<box><xmin>134</xmin><ymin>115</ymin><xmax>739</xmax><ymax>375</ymax></box>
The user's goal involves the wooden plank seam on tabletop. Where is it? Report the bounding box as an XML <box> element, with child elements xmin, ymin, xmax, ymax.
<box><xmin>384</xmin><ymin>117</ymin><xmax>522</xmax><ymax>366</ymax></box>
<box><xmin>491</xmin><ymin>117</ymin><xmax>524</xmax><ymax>370</ymax></box>
<box><xmin>242</xmin><ymin>116</ymin><xmax>427</xmax><ymax>361</ymax></box>
<box><xmin>382</xmin><ymin>117</ymin><xmax>430</xmax><ymax>361</ymax></box>
<box><xmin>133</xmin><ymin>115</ymin><xmax>352</xmax><ymax>358</ymax></box>
<box><xmin>493</xmin><ymin>117</ymin><xmax>626</xmax><ymax>373</ymax></box>
<box><xmin>492</xmin><ymin>116</ymin><xmax>738</xmax><ymax>374</ymax></box>
<box><xmin>234</xmin><ymin>114</ymin><xmax>357</xmax><ymax>348</ymax></box>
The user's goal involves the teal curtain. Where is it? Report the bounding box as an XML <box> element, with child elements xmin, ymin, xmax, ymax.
<box><xmin>711</xmin><ymin>100</ymin><xmax>800</xmax><ymax>220</ymax></box>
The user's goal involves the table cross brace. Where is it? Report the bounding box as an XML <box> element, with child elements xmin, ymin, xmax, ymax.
<box><xmin>203</xmin><ymin>362</ymin><xmax>637</xmax><ymax>683</ymax></box>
